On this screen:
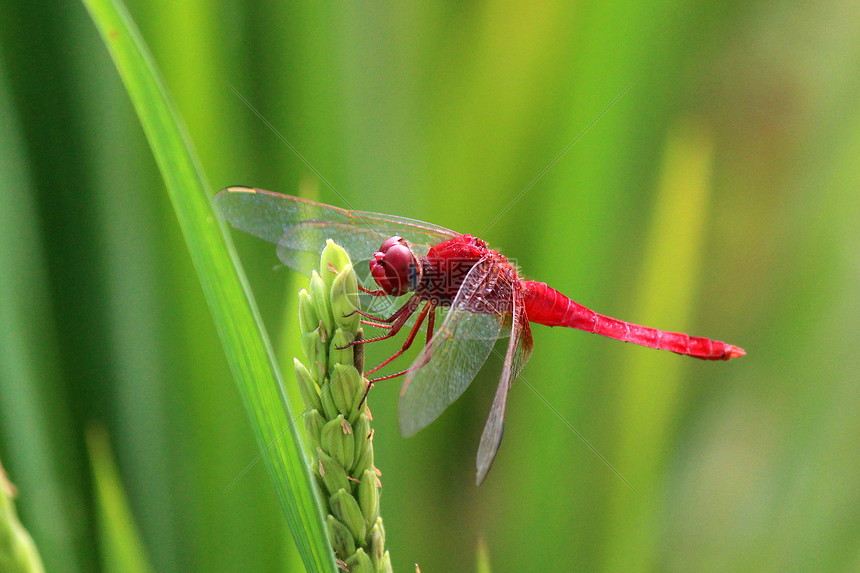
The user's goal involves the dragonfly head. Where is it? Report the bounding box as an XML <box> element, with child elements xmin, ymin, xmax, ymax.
<box><xmin>370</xmin><ymin>236</ymin><xmax>421</xmax><ymax>296</ymax></box>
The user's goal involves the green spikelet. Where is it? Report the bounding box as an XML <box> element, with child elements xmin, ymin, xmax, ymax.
<box><xmin>295</xmin><ymin>240</ymin><xmax>390</xmax><ymax>570</ymax></box>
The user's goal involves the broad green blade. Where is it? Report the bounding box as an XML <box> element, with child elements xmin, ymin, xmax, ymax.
<box><xmin>79</xmin><ymin>0</ymin><xmax>335</xmax><ymax>570</ymax></box>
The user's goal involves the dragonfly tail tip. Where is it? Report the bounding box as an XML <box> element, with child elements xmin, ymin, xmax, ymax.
<box><xmin>726</xmin><ymin>345</ymin><xmax>746</xmax><ymax>359</ymax></box>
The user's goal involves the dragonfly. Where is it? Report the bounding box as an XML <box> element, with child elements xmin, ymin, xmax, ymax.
<box><xmin>215</xmin><ymin>186</ymin><xmax>745</xmax><ymax>485</ymax></box>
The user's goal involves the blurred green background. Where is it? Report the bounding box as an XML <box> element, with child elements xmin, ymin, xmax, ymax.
<box><xmin>2</xmin><ymin>0</ymin><xmax>859</xmax><ymax>571</ymax></box>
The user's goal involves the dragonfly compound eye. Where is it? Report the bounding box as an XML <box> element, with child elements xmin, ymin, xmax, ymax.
<box><xmin>370</xmin><ymin>236</ymin><xmax>418</xmax><ymax>296</ymax></box>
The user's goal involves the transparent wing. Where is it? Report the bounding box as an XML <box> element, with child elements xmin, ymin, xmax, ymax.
<box><xmin>214</xmin><ymin>187</ymin><xmax>460</xmax><ymax>275</ymax></box>
<box><xmin>475</xmin><ymin>287</ymin><xmax>534</xmax><ymax>485</ymax></box>
<box><xmin>398</xmin><ymin>257</ymin><xmax>513</xmax><ymax>438</ymax></box>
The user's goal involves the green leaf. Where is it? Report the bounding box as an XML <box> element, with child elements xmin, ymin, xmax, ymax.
<box><xmin>475</xmin><ymin>536</ymin><xmax>492</xmax><ymax>573</ymax></box>
<box><xmin>79</xmin><ymin>0</ymin><xmax>335</xmax><ymax>570</ymax></box>
<box><xmin>85</xmin><ymin>427</ymin><xmax>153</xmax><ymax>573</ymax></box>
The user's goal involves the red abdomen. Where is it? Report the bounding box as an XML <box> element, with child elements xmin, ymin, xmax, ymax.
<box><xmin>522</xmin><ymin>281</ymin><xmax>744</xmax><ymax>360</ymax></box>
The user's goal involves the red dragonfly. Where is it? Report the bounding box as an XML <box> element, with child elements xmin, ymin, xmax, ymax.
<box><xmin>216</xmin><ymin>186</ymin><xmax>745</xmax><ymax>484</ymax></box>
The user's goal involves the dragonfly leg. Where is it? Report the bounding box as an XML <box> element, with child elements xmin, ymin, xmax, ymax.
<box><xmin>359</xmin><ymin>352</ymin><xmax>433</xmax><ymax>410</ymax></box>
<box><xmin>425</xmin><ymin>305</ymin><xmax>435</xmax><ymax>343</ymax></box>
<box><xmin>365</xmin><ymin>302</ymin><xmax>434</xmax><ymax>376</ymax></box>
<box><xmin>342</xmin><ymin>309</ymin><xmax>396</xmax><ymax>330</ymax></box>
<box><xmin>340</xmin><ymin>295</ymin><xmax>417</xmax><ymax>328</ymax></box>
<box><xmin>358</xmin><ymin>303</ymin><xmax>436</xmax><ymax>409</ymax></box>
<box><xmin>336</xmin><ymin>296</ymin><xmax>421</xmax><ymax>349</ymax></box>
<box><xmin>358</xmin><ymin>284</ymin><xmax>389</xmax><ymax>296</ymax></box>
<box><xmin>341</xmin><ymin>307</ymin><xmax>398</xmax><ymax>330</ymax></box>
<box><xmin>343</xmin><ymin>307</ymin><xmax>383</xmax><ymax>320</ymax></box>
<box><xmin>359</xmin><ymin>319</ymin><xmax>395</xmax><ymax>330</ymax></box>
<box><xmin>351</xmin><ymin>306</ymin><xmax>407</xmax><ymax>324</ymax></box>
<box><xmin>357</xmin><ymin>298</ymin><xmax>430</xmax><ymax>329</ymax></box>
<box><xmin>355</xmin><ymin>303</ymin><xmax>416</xmax><ymax>330</ymax></box>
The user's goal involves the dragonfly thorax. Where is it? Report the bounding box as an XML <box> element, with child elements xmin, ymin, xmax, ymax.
<box><xmin>370</xmin><ymin>236</ymin><xmax>422</xmax><ymax>296</ymax></box>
